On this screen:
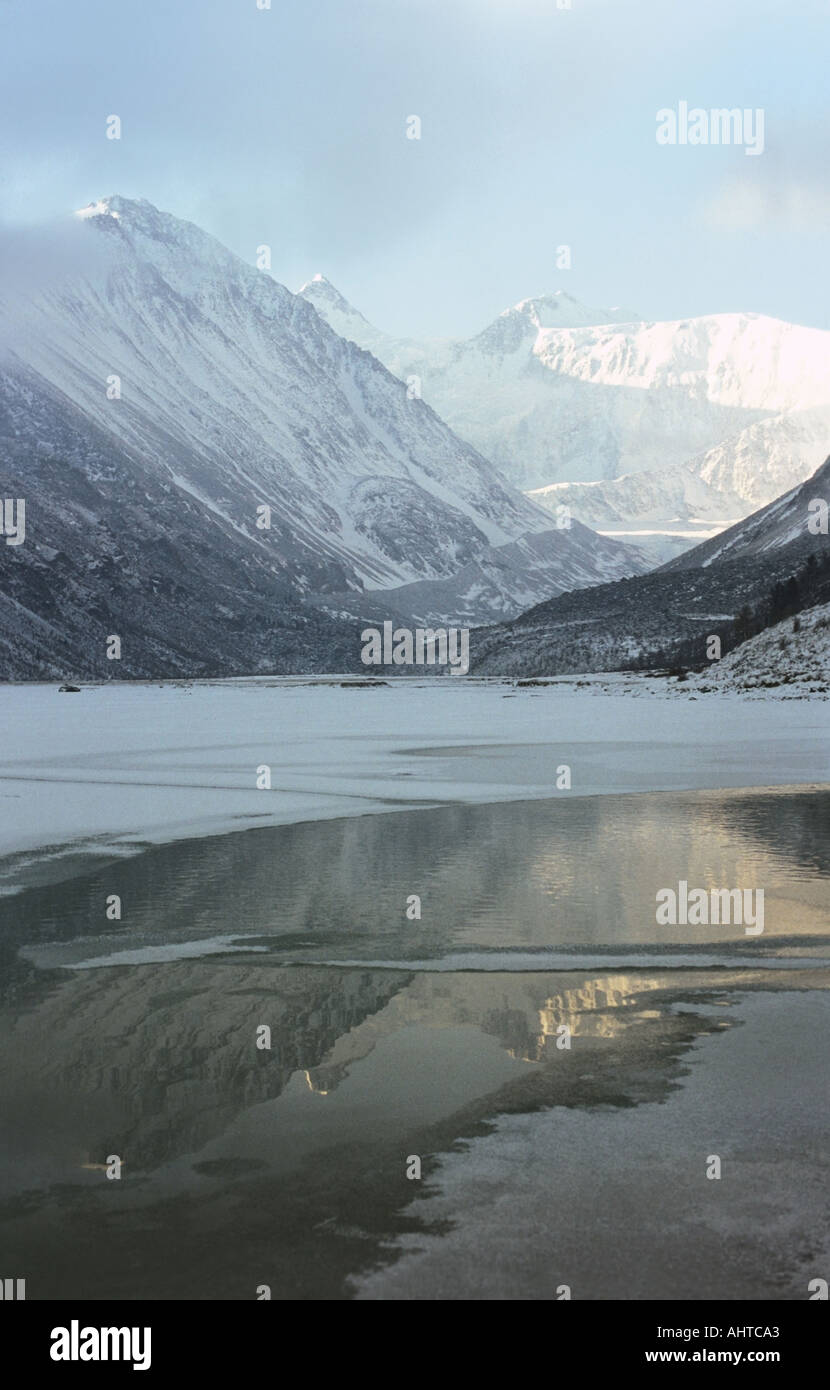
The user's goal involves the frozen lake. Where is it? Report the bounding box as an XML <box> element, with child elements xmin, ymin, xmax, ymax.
<box><xmin>0</xmin><ymin>680</ymin><xmax>828</xmax><ymax>1299</ymax></box>
<box><xmin>0</xmin><ymin>676</ymin><xmax>827</xmax><ymax>894</ymax></box>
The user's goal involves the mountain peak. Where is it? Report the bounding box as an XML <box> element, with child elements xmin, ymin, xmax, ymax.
<box><xmin>75</xmin><ymin>197</ymin><xmax>121</xmax><ymax>221</ymax></box>
<box><xmin>75</xmin><ymin>194</ymin><xmax>159</xmax><ymax>221</ymax></box>
<box><xmin>510</xmin><ymin>290</ymin><xmax>642</xmax><ymax>330</ymax></box>
<box><xmin>298</xmin><ymin>274</ymin><xmax>374</xmax><ymax>329</ymax></box>
<box><xmin>1</xmin><ymin>195</ymin><xmax>648</xmax><ymax>676</ymax></box>
<box><xmin>297</xmin><ymin>272</ymin><xmax>346</xmax><ymax>300</ymax></box>
<box><xmin>70</xmin><ymin>194</ymin><xmax>291</xmax><ymax>305</ymax></box>
<box><xmin>470</xmin><ymin>292</ymin><xmax>642</xmax><ymax>356</ymax></box>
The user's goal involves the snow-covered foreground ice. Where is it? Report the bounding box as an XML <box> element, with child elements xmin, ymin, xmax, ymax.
<box><xmin>352</xmin><ymin>991</ymin><xmax>830</xmax><ymax>1300</ymax></box>
<box><xmin>0</xmin><ymin>676</ymin><xmax>826</xmax><ymax>892</ymax></box>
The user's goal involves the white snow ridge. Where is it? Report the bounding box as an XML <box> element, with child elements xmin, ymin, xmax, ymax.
<box><xmin>300</xmin><ymin>278</ymin><xmax>830</xmax><ymax>558</ymax></box>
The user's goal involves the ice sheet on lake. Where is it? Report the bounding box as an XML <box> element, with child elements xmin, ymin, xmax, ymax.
<box><xmin>0</xmin><ymin>676</ymin><xmax>825</xmax><ymax>891</ymax></box>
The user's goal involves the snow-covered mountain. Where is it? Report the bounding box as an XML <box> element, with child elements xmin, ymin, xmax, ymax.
<box><xmin>0</xmin><ymin>198</ymin><xmax>646</xmax><ymax>678</ymax></box>
<box><xmin>528</xmin><ymin>406</ymin><xmax>830</xmax><ymax>565</ymax></box>
<box><xmin>663</xmin><ymin>453</ymin><xmax>830</xmax><ymax>569</ymax></box>
<box><xmin>299</xmin><ymin>278</ymin><xmax>830</xmax><ymax>556</ymax></box>
<box><xmin>467</xmin><ymin>455</ymin><xmax>830</xmax><ymax>678</ymax></box>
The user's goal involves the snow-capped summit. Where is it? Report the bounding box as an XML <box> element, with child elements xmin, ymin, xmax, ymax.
<box><xmin>75</xmin><ymin>197</ymin><xmax>121</xmax><ymax>220</ymax></box>
<box><xmin>299</xmin><ymin>272</ymin><xmax>354</xmax><ymax>309</ymax></box>
<box><xmin>303</xmin><ymin>272</ymin><xmax>337</xmax><ymax>292</ymax></box>
<box><xmin>0</xmin><ymin>195</ymin><xmax>647</xmax><ymax>677</ymax></box>
<box><xmin>515</xmin><ymin>289</ymin><xmax>641</xmax><ymax>328</ymax></box>
<box><xmin>468</xmin><ymin>291</ymin><xmax>642</xmax><ymax>359</ymax></box>
<box><xmin>298</xmin><ymin>272</ymin><xmax>381</xmax><ymax>349</ymax></box>
<box><xmin>300</xmin><ymin>276</ymin><xmax>830</xmax><ymax>553</ymax></box>
<box><xmin>476</xmin><ymin>290</ymin><xmax>642</xmax><ymax>347</ymax></box>
<box><xmin>1</xmin><ymin>194</ymin><xmax>518</xmax><ymax>595</ymax></box>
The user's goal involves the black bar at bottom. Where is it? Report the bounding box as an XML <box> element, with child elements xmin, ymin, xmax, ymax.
<box><xmin>2</xmin><ymin>1300</ymin><xmax>825</xmax><ymax>1376</ymax></box>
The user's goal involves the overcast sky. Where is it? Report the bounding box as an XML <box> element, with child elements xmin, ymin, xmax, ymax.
<box><xmin>1</xmin><ymin>0</ymin><xmax>828</xmax><ymax>336</ymax></box>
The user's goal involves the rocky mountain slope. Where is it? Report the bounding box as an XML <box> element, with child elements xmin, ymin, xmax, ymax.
<box><xmin>684</xmin><ymin>601</ymin><xmax>830</xmax><ymax>697</ymax></box>
<box><xmin>662</xmin><ymin>453</ymin><xmax>830</xmax><ymax>569</ymax></box>
<box><xmin>0</xmin><ymin>199</ymin><xmax>645</xmax><ymax>678</ymax></box>
<box><xmin>468</xmin><ymin>456</ymin><xmax>830</xmax><ymax>678</ymax></box>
